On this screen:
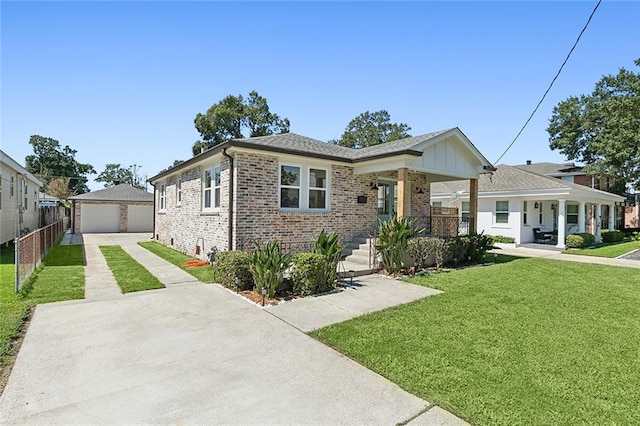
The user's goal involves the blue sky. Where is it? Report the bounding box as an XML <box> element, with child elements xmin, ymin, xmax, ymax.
<box><xmin>2</xmin><ymin>1</ymin><xmax>639</xmax><ymax>191</ymax></box>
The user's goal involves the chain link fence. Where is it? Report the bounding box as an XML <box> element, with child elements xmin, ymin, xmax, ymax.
<box><xmin>15</xmin><ymin>218</ymin><xmax>67</xmax><ymax>293</ymax></box>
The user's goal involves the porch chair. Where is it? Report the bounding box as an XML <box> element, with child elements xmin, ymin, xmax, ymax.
<box><xmin>533</xmin><ymin>228</ymin><xmax>552</xmax><ymax>244</ymax></box>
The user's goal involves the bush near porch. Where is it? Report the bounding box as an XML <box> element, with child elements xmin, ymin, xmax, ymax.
<box><xmin>565</xmin><ymin>232</ymin><xmax>596</xmax><ymax>248</ymax></box>
<box><xmin>601</xmin><ymin>230</ymin><xmax>625</xmax><ymax>243</ymax></box>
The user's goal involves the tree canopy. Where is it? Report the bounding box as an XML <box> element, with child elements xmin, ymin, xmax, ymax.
<box><xmin>547</xmin><ymin>59</ymin><xmax>640</xmax><ymax>190</ymax></box>
<box><xmin>192</xmin><ymin>91</ymin><xmax>290</xmax><ymax>155</ymax></box>
<box><xmin>25</xmin><ymin>135</ymin><xmax>95</xmax><ymax>195</ymax></box>
<box><xmin>95</xmin><ymin>164</ymin><xmax>146</xmax><ymax>189</ymax></box>
<box><xmin>331</xmin><ymin>110</ymin><xmax>412</xmax><ymax>149</ymax></box>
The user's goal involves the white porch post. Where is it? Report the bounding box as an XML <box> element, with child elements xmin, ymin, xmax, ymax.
<box><xmin>595</xmin><ymin>203</ymin><xmax>602</xmax><ymax>243</ymax></box>
<box><xmin>556</xmin><ymin>199</ymin><xmax>566</xmax><ymax>249</ymax></box>
<box><xmin>578</xmin><ymin>201</ymin><xmax>586</xmax><ymax>233</ymax></box>
<box><xmin>608</xmin><ymin>204</ymin><xmax>615</xmax><ymax>231</ymax></box>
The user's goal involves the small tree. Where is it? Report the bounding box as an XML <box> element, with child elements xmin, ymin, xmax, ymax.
<box><xmin>331</xmin><ymin>110</ymin><xmax>411</xmax><ymax>149</ymax></box>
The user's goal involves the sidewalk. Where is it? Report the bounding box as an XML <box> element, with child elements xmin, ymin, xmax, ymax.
<box><xmin>491</xmin><ymin>245</ymin><xmax>640</xmax><ymax>269</ymax></box>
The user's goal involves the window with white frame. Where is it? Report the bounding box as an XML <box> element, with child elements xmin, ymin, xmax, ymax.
<box><xmin>176</xmin><ymin>178</ymin><xmax>182</xmax><ymax>204</ymax></box>
<box><xmin>159</xmin><ymin>184</ymin><xmax>166</xmax><ymax>211</ymax></box>
<box><xmin>279</xmin><ymin>164</ymin><xmax>329</xmax><ymax>210</ymax></box>
<box><xmin>539</xmin><ymin>202</ymin><xmax>543</xmax><ymax>224</ymax></box>
<box><xmin>495</xmin><ymin>200</ymin><xmax>509</xmax><ymax>224</ymax></box>
<box><xmin>23</xmin><ymin>181</ymin><xmax>28</xmax><ymax>210</ymax></box>
<box><xmin>10</xmin><ymin>176</ymin><xmax>14</xmax><ymax>197</ymax></box>
<box><xmin>34</xmin><ymin>190</ymin><xmax>37</xmax><ymax>210</ymax></box>
<box><xmin>567</xmin><ymin>204</ymin><xmax>579</xmax><ymax>224</ymax></box>
<box><xmin>461</xmin><ymin>201</ymin><xmax>470</xmax><ymax>221</ymax></box>
<box><xmin>432</xmin><ymin>201</ymin><xmax>442</xmax><ymax>208</ymax></box>
<box><xmin>203</xmin><ymin>166</ymin><xmax>221</xmax><ymax>210</ymax></box>
<box><xmin>523</xmin><ymin>201</ymin><xmax>528</xmax><ymax>225</ymax></box>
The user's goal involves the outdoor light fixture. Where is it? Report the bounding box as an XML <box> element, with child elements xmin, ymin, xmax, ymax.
<box><xmin>261</xmin><ymin>286</ymin><xmax>267</xmax><ymax>306</ymax></box>
<box><xmin>415</xmin><ymin>187</ymin><xmax>424</xmax><ymax>194</ymax></box>
<box><xmin>534</xmin><ymin>202</ymin><xmax>539</xmax><ymax>209</ymax></box>
<box><xmin>370</xmin><ymin>182</ymin><xmax>378</xmax><ymax>190</ymax></box>
<box><xmin>349</xmin><ymin>270</ymin><xmax>355</xmax><ymax>285</ymax></box>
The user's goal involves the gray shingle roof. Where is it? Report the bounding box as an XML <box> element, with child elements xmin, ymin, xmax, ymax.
<box><xmin>431</xmin><ymin>165</ymin><xmax>623</xmax><ymax>200</ymax></box>
<box><xmin>69</xmin><ymin>184</ymin><xmax>153</xmax><ymax>202</ymax></box>
<box><xmin>350</xmin><ymin>129</ymin><xmax>453</xmax><ymax>159</ymax></box>
<box><xmin>513</xmin><ymin>162</ymin><xmax>583</xmax><ymax>175</ymax></box>
<box><xmin>231</xmin><ymin>133</ymin><xmax>356</xmax><ymax>160</ymax></box>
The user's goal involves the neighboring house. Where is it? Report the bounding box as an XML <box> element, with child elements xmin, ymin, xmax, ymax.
<box><xmin>431</xmin><ymin>165</ymin><xmax>625</xmax><ymax>248</ymax></box>
<box><xmin>148</xmin><ymin>129</ymin><xmax>494</xmax><ymax>257</ymax></box>
<box><xmin>0</xmin><ymin>150</ymin><xmax>43</xmax><ymax>245</ymax></box>
<box><xmin>514</xmin><ymin>161</ymin><xmax>631</xmax><ymax>230</ymax></box>
<box><xmin>69</xmin><ymin>184</ymin><xmax>154</xmax><ymax>233</ymax></box>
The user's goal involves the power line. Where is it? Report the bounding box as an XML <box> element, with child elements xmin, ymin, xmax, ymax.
<box><xmin>494</xmin><ymin>0</ymin><xmax>602</xmax><ymax>164</ymax></box>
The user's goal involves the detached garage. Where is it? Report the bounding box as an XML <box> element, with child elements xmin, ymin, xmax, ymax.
<box><xmin>70</xmin><ymin>184</ymin><xmax>154</xmax><ymax>234</ymax></box>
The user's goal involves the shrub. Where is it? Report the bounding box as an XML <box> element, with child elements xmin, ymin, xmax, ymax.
<box><xmin>376</xmin><ymin>217</ymin><xmax>423</xmax><ymax>274</ymax></box>
<box><xmin>250</xmin><ymin>242</ymin><xmax>290</xmax><ymax>298</ymax></box>
<box><xmin>407</xmin><ymin>237</ymin><xmax>446</xmax><ymax>270</ymax></box>
<box><xmin>466</xmin><ymin>232</ymin><xmax>494</xmax><ymax>263</ymax></box>
<box><xmin>313</xmin><ymin>230</ymin><xmax>345</xmax><ymax>288</ymax></box>
<box><xmin>291</xmin><ymin>253</ymin><xmax>331</xmax><ymax>296</ymax></box>
<box><xmin>566</xmin><ymin>233</ymin><xmax>595</xmax><ymax>248</ymax></box>
<box><xmin>632</xmin><ymin>231</ymin><xmax>640</xmax><ymax>241</ymax></box>
<box><xmin>601</xmin><ymin>230</ymin><xmax>625</xmax><ymax>243</ymax></box>
<box><xmin>487</xmin><ymin>234</ymin><xmax>515</xmax><ymax>244</ymax></box>
<box><xmin>212</xmin><ymin>251</ymin><xmax>253</xmax><ymax>291</ymax></box>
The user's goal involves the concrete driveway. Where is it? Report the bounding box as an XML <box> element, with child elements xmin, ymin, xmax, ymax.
<box><xmin>0</xmin><ymin>233</ymin><xmax>464</xmax><ymax>425</ymax></box>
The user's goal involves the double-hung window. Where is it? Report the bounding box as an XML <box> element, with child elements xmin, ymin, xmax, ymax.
<box><xmin>280</xmin><ymin>164</ymin><xmax>329</xmax><ymax>211</ymax></box>
<box><xmin>34</xmin><ymin>190</ymin><xmax>37</xmax><ymax>210</ymax></box>
<box><xmin>159</xmin><ymin>184</ymin><xmax>166</xmax><ymax>211</ymax></box>
<box><xmin>176</xmin><ymin>178</ymin><xmax>182</xmax><ymax>205</ymax></box>
<box><xmin>23</xmin><ymin>181</ymin><xmax>28</xmax><ymax>210</ymax></box>
<box><xmin>495</xmin><ymin>200</ymin><xmax>509</xmax><ymax>224</ymax></box>
<box><xmin>461</xmin><ymin>201</ymin><xmax>470</xmax><ymax>221</ymax></box>
<box><xmin>10</xmin><ymin>176</ymin><xmax>14</xmax><ymax>198</ymax></box>
<box><xmin>203</xmin><ymin>166</ymin><xmax>221</xmax><ymax>210</ymax></box>
<box><xmin>523</xmin><ymin>201</ymin><xmax>528</xmax><ymax>225</ymax></box>
<box><xmin>567</xmin><ymin>204</ymin><xmax>579</xmax><ymax>224</ymax></box>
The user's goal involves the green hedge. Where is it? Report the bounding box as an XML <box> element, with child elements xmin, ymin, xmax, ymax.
<box><xmin>566</xmin><ymin>233</ymin><xmax>595</xmax><ymax>248</ymax></box>
<box><xmin>601</xmin><ymin>230</ymin><xmax>625</xmax><ymax>243</ymax></box>
<box><xmin>291</xmin><ymin>253</ymin><xmax>331</xmax><ymax>296</ymax></box>
<box><xmin>212</xmin><ymin>251</ymin><xmax>253</xmax><ymax>291</ymax></box>
<box><xmin>486</xmin><ymin>234</ymin><xmax>516</xmax><ymax>244</ymax></box>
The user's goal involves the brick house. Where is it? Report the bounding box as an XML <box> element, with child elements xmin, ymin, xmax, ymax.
<box><xmin>148</xmin><ymin>129</ymin><xmax>494</xmax><ymax>257</ymax></box>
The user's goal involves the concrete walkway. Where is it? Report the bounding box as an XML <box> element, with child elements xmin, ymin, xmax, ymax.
<box><xmin>492</xmin><ymin>244</ymin><xmax>640</xmax><ymax>269</ymax></box>
<box><xmin>1</xmin><ymin>233</ymin><xmax>466</xmax><ymax>425</ymax></box>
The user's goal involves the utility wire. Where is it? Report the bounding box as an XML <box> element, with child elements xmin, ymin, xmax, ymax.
<box><xmin>494</xmin><ymin>0</ymin><xmax>602</xmax><ymax>164</ymax></box>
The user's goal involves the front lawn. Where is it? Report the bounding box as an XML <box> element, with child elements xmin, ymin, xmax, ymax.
<box><xmin>138</xmin><ymin>241</ymin><xmax>214</xmax><ymax>282</ymax></box>
<box><xmin>99</xmin><ymin>246</ymin><xmax>165</xmax><ymax>293</ymax></box>
<box><xmin>312</xmin><ymin>258</ymin><xmax>640</xmax><ymax>425</ymax></box>
<box><xmin>564</xmin><ymin>240</ymin><xmax>640</xmax><ymax>258</ymax></box>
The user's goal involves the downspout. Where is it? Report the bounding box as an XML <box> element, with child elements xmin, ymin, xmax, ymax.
<box><xmin>150</xmin><ymin>182</ymin><xmax>156</xmax><ymax>240</ymax></box>
<box><xmin>222</xmin><ymin>148</ymin><xmax>234</xmax><ymax>251</ymax></box>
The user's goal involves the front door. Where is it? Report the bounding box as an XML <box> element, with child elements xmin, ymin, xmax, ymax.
<box><xmin>377</xmin><ymin>181</ymin><xmax>397</xmax><ymax>221</ymax></box>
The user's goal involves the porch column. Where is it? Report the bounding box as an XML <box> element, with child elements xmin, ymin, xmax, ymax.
<box><xmin>397</xmin><ymin>167</ymin><xmax>409</xmax><ymax>219</ymax></box>
<box><xmin>578</xmin><ymin>201</ymin><xmax>586</xmax><ymax>233</ymax></box>
<box><xmin>608</xmin><ymin>204</ymin><xmax>615</xmax><ymax>231</ymax></box>
<box><xmin>469</xmin><ymin>178</ymin><xmax>478</xmax><ymax>234</ymax></box>
<box><xmin>595</xmin><ymin>203</ymin><xmax>602</xmax><ymax>243</ymax></box>
<box><xmin>556</xmin><ymin>199</ymin><xmax>566</xmax><ymax>249</ymax></box>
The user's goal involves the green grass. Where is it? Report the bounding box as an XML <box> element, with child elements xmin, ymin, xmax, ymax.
<box><xmin>1</xmin><ymin>243</ymin><xmax>85</xmax><ymax>367</ymax></box>
<box><xmin>312</xmin><ymin>258</ymin><xmax>640</xmax><ymax>425</ymax></box>
<box><xmin>99</xmin><ymin>246</ymin><xmax>165</xmax><ymax>293</ymax></box>
<box><xmin>564</xmin><ymin>239</ymin><xmax>640</xmax><ymax>258</ymax></box>
<box><xmin>138</xmin><ymin>241</ymin><xmax>214</xmax><ymax>282</ymax></box>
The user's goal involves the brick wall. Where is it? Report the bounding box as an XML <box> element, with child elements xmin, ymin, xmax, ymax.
<box><xmin>154</xmin><ymin>151</ymin><xmax>433</xmax><ymax>255</ymax></box>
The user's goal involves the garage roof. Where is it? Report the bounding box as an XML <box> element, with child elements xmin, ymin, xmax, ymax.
<box><xmin>69</xmin><ymin>184</ymin><xmax>153</xmax><ymax>202</ymax></box>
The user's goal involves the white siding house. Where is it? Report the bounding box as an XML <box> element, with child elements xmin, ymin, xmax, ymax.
<box><xmin>1</xmin><ymin>150</ymin><xmax>43</xmax><ymax>245</ymax></box>
<box><xmin>431</xmin><ymin>165</ymin><xmax>624</xmax><ymax>248</ymax></box>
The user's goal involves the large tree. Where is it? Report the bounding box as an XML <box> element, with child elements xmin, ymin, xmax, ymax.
<box><xmin>192</xmin><ymin>91</ymin><xmax>290</xmax><ymax>155</ymax></box>
<box><xmin>547</xmin><ymin>59</ymin><xmax>640</xmax><ymax>190</ymax></box>
<box><xmin>25</xmin><ymin>135</ymin><xmax>95</xmax><ymax>195</ymax></box>
<box><xmin>95</xmin><ymin>164</ymin><xmax>146</xmax><ymax>189</ymax></box>
<box><xmin>331</xmin><ymin>110</ymin><xmax>412</xmax><ymax>149</ymax></box>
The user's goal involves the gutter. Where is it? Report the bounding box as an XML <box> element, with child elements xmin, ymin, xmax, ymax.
<box><xmin>221</xmin><ymin>148</ymin><xmax>234</xmax><ymax>251</ymax></box>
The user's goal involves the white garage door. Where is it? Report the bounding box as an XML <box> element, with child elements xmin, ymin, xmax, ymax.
<box><xmin>127</xmin><ymin>205</ymin><xmax>153</xmax><ymax>232</ymax></box>
<box><xmin>81</xmin><ymin>204</ymin><xmax>120</xmax><ymax>233</ymax></box>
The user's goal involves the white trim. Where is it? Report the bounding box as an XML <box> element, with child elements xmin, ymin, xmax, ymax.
<box><xmin>202</xmin><ymin>165</ymin><xmax>221</xmax><ymax>211</ymax></box>
<box><xmin>158</xmin><ymin>183</ymin><xmax>167</xmax><ymax>212</ymax></box>
<box><xmin>495</xmin><ymin>200</ymin><xmax>509</xmax><ymax>224</ymax></box>
<box><xmin>176</xmin><ymin>177</ymin><xmax>182</xmax><ymax>205</ymax></box>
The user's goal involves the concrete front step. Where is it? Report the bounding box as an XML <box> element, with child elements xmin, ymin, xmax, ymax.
<box><xmin>337</xmin><ymin>260</ymin><xmax>374</xmax><ymax>278</ymax></box>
